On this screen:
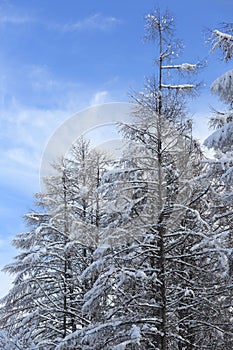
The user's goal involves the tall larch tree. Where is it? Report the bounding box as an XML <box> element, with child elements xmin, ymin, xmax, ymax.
<box><xmin>56</xmin><ymin>9</ymin><xmax>229</xmax><ymax>350</ymax></box>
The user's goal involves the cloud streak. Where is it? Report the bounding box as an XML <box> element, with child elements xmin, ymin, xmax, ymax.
<box><xmin>0</xmin><ymin>14</ymin><xmax>32</xmax><ymax>25</ymax></box>
<box><xmin>0</xmin><ymin>1</ymin><xmax>33</xmax><ymax>26</ymax></box>
<box><xmin>58</xmin><ymin>13</ymin><xmax>121</xmax><ymax>32</ymax></box>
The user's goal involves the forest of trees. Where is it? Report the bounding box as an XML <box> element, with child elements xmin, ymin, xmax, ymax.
<box><xmin>0</xmin><ymin>8</ymin><xmax>232</xmax><ymax>350</ymax></box>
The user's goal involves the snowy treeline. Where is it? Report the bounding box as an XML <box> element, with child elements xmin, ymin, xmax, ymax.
<box><xmin>0</xmin><ymin>9</ymin><xmax>232</xmax><ymax>350</ymax></box>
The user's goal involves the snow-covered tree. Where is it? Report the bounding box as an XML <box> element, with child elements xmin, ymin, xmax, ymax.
<box><xmin>202</xmin><ymin>22</ymin><xmax>233</xmax><ymax>349</ymax></box>
<box><xmin>1</xmin><ymin>10</ymin><xmax>232</xmax><ymax>350</ymax></box>
<box><xmin>204</xmin><ymin>22</ymin><xmax>233</xmax><ymax>210</ymax></box>
<box><xmin>56</xmin><ymin>9</ymin><xmax>229</xmax><ymax>350</ymax></box>
<box><xmin>0</xmin><ymin>209</ymin><xmax>70</xmax><ymax>349</ymax></box>
<box><xmin>0</xmin><ymin>138</ymin><xmax>108</xmax><ymax>349</ymax></box>
<box><xmin>0</xmin><ymin>330</ymin><xmax>23</xmax><ymax>350</ymax></box>
<box><xmin>205</xmin><ymin>23</ymin><xmax>233</xmax><ymax>188</ymax></box>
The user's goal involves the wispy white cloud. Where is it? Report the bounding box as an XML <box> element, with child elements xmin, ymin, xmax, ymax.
<box><xmin>57</xmin><ymin>13</ymin><xmax>121</xmax><ymax>32</ymax></box>
<box><xmin>0</xmin><ymin>89</ymin><xmax>112</xmax><ymax>193</ymax></box>
<box><xmin>0</xmin><ymin>103</ymin><xmax>70</xmax><ymax>194</ymax></box>
<box><xmin>0</xmin><ymin>14</ymin><xmax>32</xmax><ymax>25</ymax></box>
<box><xmin>90</xmin><ymin>90</ymin><xmax>109</xmax><ymax>105</ymax></box>
<box><xmin>0</xmin><ymin>1</ymin><xmax>33</xmax><ymax>26</ymax></box>
<box><xmin>0</xmin><ymin>56</ymin><xmax>119</xmax><ymax>195</ymax></box>
<box><xmin>0</xmin><ymin>62</ymin><xmax>89</xmax><ymax>113</ymax></box>
<box><xmin>27</xmin><ymin>65</ymin><xmax>72</xmax><ymax>92</ymax></box>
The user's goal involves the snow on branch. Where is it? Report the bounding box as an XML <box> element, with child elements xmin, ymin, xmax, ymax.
<box><xmin>162</xmin><ymin>63</ymin><xmax>197</xmax><ymax>72</ymax></box>
<box><xmin>208</xmin><ymin>108</ymin><xmax>233</xmax><ymax>130</ymax></box>
<box><xmin>211</xmin><ymin>70</ymin><xmax>233</xmax><ymax>105</ymax></box>
<box><xmin>161</xmin><ymin>84</ymin><xmax>196</xmax><ymax>90</ymax></box>
<box><xmin>211</xmin><ymin>29</ymin><xmax>233</xmax><ymax>61</ymax></box>
<box><xmin>204</xmin><ymin>121</ymin><xmax>233</xmax><ymax>151</ymax></box>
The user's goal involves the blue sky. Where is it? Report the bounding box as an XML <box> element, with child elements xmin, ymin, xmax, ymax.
<box><xmin>0</xmin><ymin>0</ymin><xmax>232</xmax><ymax>297</ymax></box>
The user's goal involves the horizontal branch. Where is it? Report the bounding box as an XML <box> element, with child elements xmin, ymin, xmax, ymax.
<box><xmin>162</xmin><ymin>63</ymin><xmax>197</xmax><ymax>71</ymax></box>
<box><xmin>161</xmin><ymin>84</ymin><xmax>196</xmax><ymax>90</ymax></box>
